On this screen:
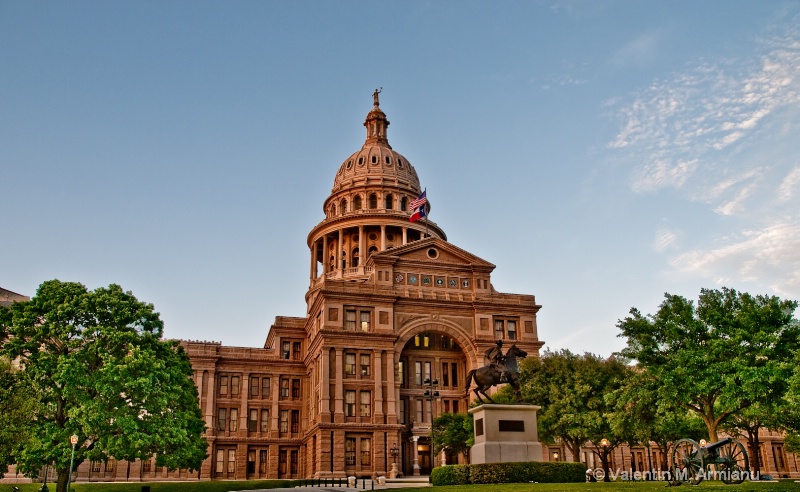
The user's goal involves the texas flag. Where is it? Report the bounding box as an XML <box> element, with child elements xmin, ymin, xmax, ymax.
<box><xmin>409</xmin><ymin>190</ymin><xmax>428</xmax><ymax>223</ymax></box>
<box><xmin>410</xmin><ymin>203</ymin><xmax>427</xmax><ymax>223</ymax></box>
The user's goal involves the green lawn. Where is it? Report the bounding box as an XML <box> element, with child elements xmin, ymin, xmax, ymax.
<box><xmin>5</xmin><ymin>481</ymin><xmax>800</xmax><ymax>492</ymax></box>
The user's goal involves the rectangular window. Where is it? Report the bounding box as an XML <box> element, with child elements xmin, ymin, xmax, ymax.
<box><xmin>453</xmin><ymin>399</ymin><xmax>459</xmax><ymax>413</ymax></box>
<box><xmin>416</xmin><ymin>398</ymin><xmax>424</xmax><ymax>423</ymax></box>
<box><xmin>345</xmin><ymin>390</ymin><xmax>356</xmax><ymax>417</ymax></box>
<box><xmin>360</xmin><ymin>311</ymin><xmax>370</xmax><ymax>331</ymax></box>
<box><xmin>250</xmin><ymin>377</ymin><xmax>259</xmax><ymax>397</ymax></box>
<box><xmin>91</xmin><ymin>461</ymin><xmax>101</xmax><ymax>473</ymax></box>
<box><xmin>361</xmin><ymin>438</ymin><xmax>371</xmax><ymax>466</ymax></box>
<box><xmin>399</xmin><ymin>397</ymin><xmax>406</xmax><ymax>424</ymax></box>
<box><xmin>231</xmin><ymin>376</ymin><xmax>240</xmax><ymax>396</ymax></box>
<box><xmin>280</xmin><ymin>410</ymin><xmax>288</xmax><ymax>433</ymax></box>
<box><xmin>398</xmin><ymin>360</ymin><xmax>405</xmax><ymax>386</ymax></box>
<box><xmin>259</xmin><ymin>450</ymin><xmax>267</xmax><ymax>474</ymax></box>
<box><xmin>280</xmin><ymin>378</ymin><xmax>289</xmax><ymax>398</ymax></box>
<box><xmin>507</xmin><ymin>320</ymin><xmax>517</xmax><ymax>340</ymax></box>
<box><xmin>282</xmin><ymin>341</ymin><xmax>291</xmax><ymax>359</ymax></box>
<box><xmin>261</xmin><ymin>409</ymin><xmax>270</xmax><ymax>432</ymax></box>
<box><xmin>424</xmin><ymin>361</ymin><xmax>431</xmax><ymax>382</ymax></box>
<box><xmin>217</xmin><ymin>408</ymin><xmax>227</xmax><ymax>431</ymax></box>
<box><xmin>279</xmin><ymin>450</ymin><xmax>287</xmax><ymax>475</ymax></box>
<box><xmin>228</xmin><ymin>449</ymin><xmax>236</xmax><ymax>475</ymax></box>
<box><xmin>291</xmin><ymin>409</ymin><xmax>299</xmax><ymax>433</ymax></box>
<box><xmin>415</xmin><ymin>361</ymin><xmax>422</xmax><ymax>385</ymax></box>
<box><xmin>425</xmin><ymin>399</ymin><xmax>432</xmax><ymax>424</ymax></box>
<box><xmin>292</xmin><ymin>378</ymin><xmax>301</xmax><ymax>399</ymax></box>
<box><xmin>451</xmin><ymin>363</ymin><xmax>458</xmax><ymax>387</ymax></box>
<box><xmin>230</xmin><ymin>408</ymin><xmax>238</xmax><ymax>432</ymax></box>
<box><xmin>249</xmin><ymin>409</ymin><xmax>258</xmax><ymax>432</ymax></box>
<box><xmin>293</xmin><ymin>341</ymin><xmax>302</xmax><ymax>360</ymax></box>
<box><xmin>142</xmin><ymin>458</ymin><xmax>151</xmax><ymax>473</ymax></box>
<box><xmin>360</xmin><ymin>391</ymin><xmax>371</xmax><ymax>417</ymax></box>
<box><xmin>261</xmin><ymin>377</ymin><xmax>271</xmax><ymax>399</ymax></box>
<box><xmin>444</xmin><ymin>400</ymin><xmax>450</xmax><ymax>413</ymax></box>
<box><xmin>105</xmin><ymin>458</ymin><xmax>115</xmax><ymax>473</ymax></box>
<box><xmin>345</xmin><ymin>438</ymin><xmax>356</xmax><ymax>465</ymax></box>
<box><xmin>290</xmin><ymin>450</ymin><xmax>298</xmax><ymax>475</ymax></box>
<box><xmin>494</xmin><ymin>320</ymin><xmax>505</xmax><ymax>339</ymax></box>
<box><xmin>345</xmin><ymin>353</ymin><xmax>356</xmax><ymax>376</ymax></box>
<box><xmin>414</xmin><ymin>334</ymin><xmax>420</xmax><ymax>346</ymax></box>
<box><xmin>247</xmin><ymin>450</ymin><xmax>256</xmax><ymax>475</ymax></box>
<box><xmin>216</xmin><ymin>450</ymin><xmax>224</xmax><ymax>475</ymax></box>
<box><xmin>345</xmin><ymin>310</ymin><xmax>356</xmax><ymax>331</ymax></box>
<box><xmin>360</xmin><ymin>354</ymin><xmax>370</xmax><ymax>376</ymax></box>
<box><xmin>219</xmin><ymin>375</ymin><xmax>229</xmax><ymax>396</ymax></box>
<box><xmin>423</xmin><ymin>335</ymin><xmax>429</xmax><ymax>347</ymax></box>
<box><xmin>442</xmin><ymin>362</ymin><xmax>449</xmax><ymax>387</ymax></box>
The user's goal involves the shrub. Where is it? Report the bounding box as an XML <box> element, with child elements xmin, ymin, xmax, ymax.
<box><xmin>432</xmin><ymin>461</ymin><xmax>585</xmax><ymax>485</ymax></box>
<box><xmin>430</xmin><ymin>464</ymin><xmax>470</xmax><ymax>485</ymax></box>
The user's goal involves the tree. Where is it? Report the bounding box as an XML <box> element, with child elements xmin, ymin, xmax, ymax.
<box><xmin>618</xmin><ymin>287</ymin><xmax>799</xmax><ymax>443</ymax></box>
<box><xmin>0</xmin><ymin>280</ymin><xmax>208</xmax><ymax>492</ymax></box>
<box><xmin>608</xmin><ymin>369</ymin><xmax>706</xmax><ymax>472</ymax></box>
<box><xmin>0</xmin><ymin>356</ymin><xmax>37</xmax><ymax>477</ymax></box>
<box><xmin>518</xmin><ymin>349</ymin><xmax>630</xmax><ymax>480</ymax></box>
<box><xmin>432</xmin><ymin>412</ymin><xmax>473</xmax><ymax>464</ymax></box>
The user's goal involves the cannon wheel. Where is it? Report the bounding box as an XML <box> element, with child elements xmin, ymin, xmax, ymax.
<box><xmin>717</xmin><ymin>439</ymin><xmax>749</xmax><ymax>484</ymax></box>
<box><xmin>671</xmin><ymin>438</ymin><xmax>705</xmax><ymax>485</ymax></box>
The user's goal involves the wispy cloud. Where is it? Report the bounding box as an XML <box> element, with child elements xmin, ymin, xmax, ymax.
<box><xmin>778</xmin><ymin>164</ymin><xmax>800</xmax><ymax>200</ymax></box>
<box><xmin>652</xmin><ymin>227</ymin><xmax>678</xmax><ymax>253</ymax></box>
<box><xmin>669</xmin><ymin>219</ymin><xmax>800</xmax><ymax>296</ymax></box>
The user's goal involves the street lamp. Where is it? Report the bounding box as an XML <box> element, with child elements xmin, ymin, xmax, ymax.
<box><xmin>553</xmin><ymin>451</ymin><xmax>560</xmax><ymax>462</ymax></box>
<box><xmin>599</xmin><ymin>438</ymin><xmax>610</xmax><ymax>483</ymax></box>
<box><xmin>390</xmin><ymin>443</ymin><xmax>400</xmax><ymax>479</ymax></box>
<box><xmin>423</xmin><ymin>377</ymin><xmax>440</xmax><ymax>472</ymax></box>
<box><xmin>67</xmin><ymin>435</ymin><xmax>78</xmax><ymax>492</ymax></box>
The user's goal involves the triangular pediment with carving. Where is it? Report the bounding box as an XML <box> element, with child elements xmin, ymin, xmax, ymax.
<box><xmin>369</xmin><ymin>237</ymin><xmax>495</xmax><ymax>271</ymax></box>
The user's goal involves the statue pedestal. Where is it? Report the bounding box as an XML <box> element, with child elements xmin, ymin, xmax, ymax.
<box><xmin>468</xmin><ymin>404</ymin><xmax>543</xmax><ymax>464</ymax></box>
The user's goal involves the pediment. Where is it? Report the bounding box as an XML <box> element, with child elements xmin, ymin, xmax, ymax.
<box><xmin>370</xmin><ymin>238</ymin><xmax>495</xmax><ymax>270</ymax></box>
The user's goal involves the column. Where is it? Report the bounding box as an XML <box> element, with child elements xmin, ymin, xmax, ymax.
<box><xmin>334</xmin><ymin>348</ymin><xmax>344</xmax><ymax>422</ymax></box>
<box><xmin>386</xmin><ymin>352</ymin><xmax>397</xmax><ymax>420</ymax></box>
<box><xmin>310</xmin><ymin>240</ymin><xmax>317</xmax><ymax>280</ymax></box>
<box><xmin>411</xmin><ymin>436</ymin><xmax>420</xmax><ymax>476</ymax></box>
<box><xmin>373</xmin><ymin>350</ymin><xmax>383</xmax><ymax>422</ymax></box>
<box><xmin>205</xmin><ymin>369</ymin><xmax>217</xmax><ymax>432</ymax></box>
<box><xmin>338</xmin><ymin>229</ymin><xmax>344</xmax><ymax>271</ymax></box>
<box><xmin>402</xmin><ymin>227</ymin><xmax>407</xmax><ymax>245</ymax></box>
<box><xmin>380</xmin><ymin>225</ymin><xmax>386</xmax><ymax>251</ymax></box>
<box><xmin>321</xmin><ymin>350</ymin><xmax>331</xmax><ymax>422</ymax></box>
<box><xmin>358</xmin><ymin>225</ymin><xmax>364</xmax><ymax>270</ymax></box>
<box><xmin>322</xmin><ymin>235</ymin><xmax>329</xmax><ymax>274</ymax></box>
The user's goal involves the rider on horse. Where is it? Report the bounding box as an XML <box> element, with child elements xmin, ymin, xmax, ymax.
<box><xmin>485</xmin><ymin>340</ymin><xmax>508</xmax><ymax>382</ymax></box>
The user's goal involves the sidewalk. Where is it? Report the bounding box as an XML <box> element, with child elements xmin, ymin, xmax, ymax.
<box><xmin>237</xmin><ymin>476</ymin><xmax>431</xmax><ymax>492</ymax></box>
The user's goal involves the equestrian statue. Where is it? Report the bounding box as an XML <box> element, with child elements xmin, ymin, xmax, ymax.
<box><xmin>465</xmin><ymin>340</ymin><xmax>527</xmax><ymax>403</ymax></box>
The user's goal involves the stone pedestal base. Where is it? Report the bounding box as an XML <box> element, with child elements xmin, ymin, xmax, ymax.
<box><xmin>468</xmin><ymin>404</ymin><xmax>543</xmax><ymax>464</ymax></box>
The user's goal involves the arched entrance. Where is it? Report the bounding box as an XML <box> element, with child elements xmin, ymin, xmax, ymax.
<box><xmin>396</xmin><ymin>325</ymin><xmax>473</xmax><ymax>475</ymax></box>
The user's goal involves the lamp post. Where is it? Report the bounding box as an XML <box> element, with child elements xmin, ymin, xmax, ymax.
<box><xmin>599</xmin><ymin>438</ymin><xmax>610</xmax><ymax>483</ymax></box>
<box><xmin>553</xmin><ymin>451</ymin><xmax>559</xmax><ymax>462</ymax></box>
<box><xmin>67</xmin><ymin>435</ymin><xmax>78</xmax><ymax>492</ymax></box>
<box><xmin>389</xmin><ymin>443</ymin><xmax>400</xmax><ymax>479</ymax></box>
<box><xmin>423</xmin><ymin>377</ymin><xmax>440</xmax><ymax>472</ymax></box>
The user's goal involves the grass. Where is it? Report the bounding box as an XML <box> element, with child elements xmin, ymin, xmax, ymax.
<box><xmin>4</xmin><ymin>480</ymin><xmax>799</xmax><ymax>492</ymax></box>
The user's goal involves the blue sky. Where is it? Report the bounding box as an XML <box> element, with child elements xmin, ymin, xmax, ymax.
<box><xmin>3</xmin><ymin>1</ymin><xmax>799</xmax><ymax>356</ymax></box>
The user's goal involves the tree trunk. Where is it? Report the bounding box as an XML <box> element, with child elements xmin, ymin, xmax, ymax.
<box><xmin>752</xmin><ymin>429</ymin><xmax>762</xmax><ymax>475</ymax></box>
<box><xmin>55</xmin><ymin>468</ymin><xmax>69</xmax><ymax>492</ymax></box>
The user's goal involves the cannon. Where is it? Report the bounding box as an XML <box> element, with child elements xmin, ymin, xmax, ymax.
<box><xmin>669</xmin><ymin>437</ymin><xmax>749</xmax><ymax>485</ymax></box>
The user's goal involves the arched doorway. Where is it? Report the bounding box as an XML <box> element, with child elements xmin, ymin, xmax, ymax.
<box><xmin>397</xmin><ymin>327</ymin><xmax>471</xmax><ymax>475</ymax></box>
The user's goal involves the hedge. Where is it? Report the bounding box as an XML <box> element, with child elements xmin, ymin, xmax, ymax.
<box><xmin>431</xmin><ymin>461</ymin><xmax>586</xmax><ymax>485</ymax></box>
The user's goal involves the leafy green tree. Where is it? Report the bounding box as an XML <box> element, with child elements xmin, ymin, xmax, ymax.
<box><xmin>608</xmin><ymin>370</ymin><xmax>706</xmax><ymax>471</ymax></box>
<box><xmin>0</xmin><ymin>280</ymin><xmax>208</xmax><ymax>492</ymax></box>
<box><xmin>0</xmin><ymin>356</ymin><xmax>37</xmax><ymax>477</ymax></box>
<box><xmin>432</xmin><ymin>412</ymin><xmax>473</xmax><ymax>464</ymax></box>
<box><xmin>618</xmin><ymin>287</ymin><xmax>799</xmax><ymax>443</ymax></box>
<box><xmin>518</xmin><ymin>349</ymin><xmax>630</xmax><ymax>480</ymax></box>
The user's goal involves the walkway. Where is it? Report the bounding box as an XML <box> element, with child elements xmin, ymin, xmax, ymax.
<box><xmin>237</xmin><ymin>477</ymin><xmax>431</xmax><ymax>492</ymax></box>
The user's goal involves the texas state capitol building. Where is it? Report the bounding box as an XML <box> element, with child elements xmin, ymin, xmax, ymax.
<box><xmin>177</xmin><ymin>94</ymin><xmax>544</xmax><ymax>481</ymax></box>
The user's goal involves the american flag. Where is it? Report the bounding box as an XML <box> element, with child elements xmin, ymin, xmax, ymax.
<box><xmin>409</xmin><ymin>190</ymin><xmax>427</xmax><ymax>211</ymax></box>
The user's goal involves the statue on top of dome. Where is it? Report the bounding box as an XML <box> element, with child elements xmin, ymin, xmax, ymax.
<box><xmin>373</xmin><ymin>87</ymin><xmax>382</xmax><ymax>106</ymax></box>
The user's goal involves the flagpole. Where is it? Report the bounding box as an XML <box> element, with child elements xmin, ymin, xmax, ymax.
<box><xmin>423</xmin><ymin>188</ymin><xmax>429</xmax><ymax>238</ymax></box>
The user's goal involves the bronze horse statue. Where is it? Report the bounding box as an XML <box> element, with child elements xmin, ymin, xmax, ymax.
<box><xmin>465</xmin><ymin>343</ymin><xmax>527</xmax><ymax>403</ymax></box>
